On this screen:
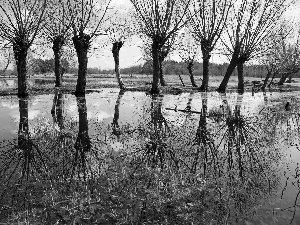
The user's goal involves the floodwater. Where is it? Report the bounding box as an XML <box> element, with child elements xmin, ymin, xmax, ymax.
<box><xmin>0</xmin><ymin>88</ymin><xmax>300</xmax><ymax>224</ymax></box>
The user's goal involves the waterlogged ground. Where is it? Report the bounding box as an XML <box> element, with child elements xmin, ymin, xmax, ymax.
<box><xmin>0</xmin><ymin>88</ymin><xmax>300</xmax><ymax>224</ymax></box>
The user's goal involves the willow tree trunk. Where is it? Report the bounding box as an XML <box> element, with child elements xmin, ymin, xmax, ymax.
<box><xmin>278</xmin><ymin>73</ymin><xmax>291</xmax><ymax>85</ymax></box>
<box><xmin>217</xmin><ymin>62</ymin><xmax>237</xmax><ymax>93</ymax></box>
<box><xmin>151</xmin><ymin>41</ymin><xmax>160</xmax><ymax>94</ymax></box>
<box><xmin>75</xmin><ymin>96</ymin><xmax>91</xmax><ymax>152</ymax></box>
<box><xmin>13</xmin><ymin>43</ymin><xmax>29</xmax><ymax>97</ymax></box>
<box><xmin>53</xmin><ymin>36</ymin><xmax>65</xmax><ymax>87</ymax></box>
<box><xmin>262</xmin><ymin>70</ymin><xmax>272</xmax><ymax>90</ymax></box>
<box><xmin>73</xmin><ymin>34</ymin><xmax>91</xmax><ymax>96</ymax></box>
<box><xmin>200</xmin><ymin>53</ymin><xmax>211</xmax><ymax>91</ymax></box>
<box><xmin>159</xmin><ymin>59</ymin><xmax>166</xmax><ymax>86</ymax></box>
<box><xmin>178</xmin><ymin>74</ymin><xmax>185</xmax><ymax>86</ymax></box>
<box><xmin>268</xmin><ymin>71</ymin><xmax>279</xmax><ymax>88</ymax></box>
<box><xmin>217</xmin><ymin>46</ymin><xmax>240</xmax><ymax>93</ymax></box>
<box><xmin>112</xmin><ymin>41</ymin><xmax>125</xmax><ymax>90</ymax></box>
<box><xmin>187</xmin><ymin>61</ymin><xmax>197</xmax><ymax>87</ymax></box>
<box><xmin>237</xmin><ymin>61</ymin><xmax>245</xmax><ymax>94</ymax></box>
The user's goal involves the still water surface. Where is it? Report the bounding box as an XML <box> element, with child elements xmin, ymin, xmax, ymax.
<box><xmin>0</xmin><ymin>88</ymin><xmax>300</xmax><ymax>224</ymax></box>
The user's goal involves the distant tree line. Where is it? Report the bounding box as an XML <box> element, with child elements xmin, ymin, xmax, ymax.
<box><xmin>31</xmin><ymin>58</ymin><xmax>70</xmax><ymax>74</ymax></box>
<box><xmin>97</xmin><ymin>60</ymin><xmax>271</xmax><ymax>79</ymax></box>
<box><xmin>8</xmin><ymin>58</ymin><xmax>71</xmax><ymax>75</ymax></box>
<box><xmin>6</xmin><ymin>57</ymin><xmax>298</xmax><ymax>80</ymax></box>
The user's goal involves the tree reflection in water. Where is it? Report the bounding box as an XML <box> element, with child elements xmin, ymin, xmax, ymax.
<box><xmin>51</xmin><ymin>88</ymin><xmax>64</xmax><ymax>131</ymax></box>
<box><xmin>1</xmin><ymin>92</ymin><xmax>300</xmax><ymax>224</ymax></box>
<box><xmin>0</xmin><ymin>98</ymin><xmax>49</xmax><ymax>216</ymax></box>
<box><xmin>205</xmin><ymin>93</ymin><xmax>282</xmax><ymax>223</ymax></box>
<box><xmin>192</xmin><ymin>92</ymin><xmax>217</xmax><ymax>175</ymax></box>
<box><xmin>112</xmin><ymin>90</ymin><xmax>125</xmax><ymax>136</ymax></box>
<box><xmin>144</xmin><ymin>94</ymin><xmax>171</xmax><ymax>167</ymax></box>
<box><xmin>258</xmin><ymin>95</ymin><xmax>300</xmax><ymax>224</ymax></box>
<box><xmin>71</xmin><ymin>96</ymin><xmax>91</xmax><ymax>180</ymax></box>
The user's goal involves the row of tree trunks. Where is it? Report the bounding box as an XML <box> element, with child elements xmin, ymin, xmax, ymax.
<box><xmin>14</xmin><ymin>39</ymin><xmax>278</xmax><ymax>96</ymax></box>
<box><xmin>13</xmin><ymin>35</ymin><xmax>65</xmax><ymax>97</ymax></box>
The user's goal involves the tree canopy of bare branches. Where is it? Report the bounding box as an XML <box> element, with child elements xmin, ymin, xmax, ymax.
<box><xmin>0</xmin><ymin>0</ymin><xmax>47</xmax><ymax>97</ymax></box>
<box><xmin>189</xmin><ymin>0</ymin><xmax>232</xmax><ymax>91</ymax></box>
<box><xmin>260</xmin><ymin>22</ymin><xmax>293</xmax><ymax>88</ymax></box>
<box><xmin>217</xmin><ymin>0</ymin><xmax>292</xmax><ymax>93</ymax></box>
<box><xmin>130</xmin><ymin>0</ymin><xmax>192</xmax><ymax>93</ymax></box>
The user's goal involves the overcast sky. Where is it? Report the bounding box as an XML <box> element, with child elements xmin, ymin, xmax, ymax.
<box><xmin>2</xmin><ymin>0</ymin><xmax>300</xmax><ymax>70</ymax></box>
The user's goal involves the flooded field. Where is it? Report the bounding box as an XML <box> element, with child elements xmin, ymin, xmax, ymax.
<box><xmin>0</xmin><ymin>88</ymin><xmax>300</xmax><ymax>224</ymax></box>
<box><xmin>1</xmin><ymin>75</ymin><xmax>287</xmax><ymax>90</ymax></box>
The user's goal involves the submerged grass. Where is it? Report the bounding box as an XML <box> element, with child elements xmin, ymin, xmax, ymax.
<box><xmin>0</xmin><ymin>88</ymin><xmax>300</xmax><ymax>224</ymax></box>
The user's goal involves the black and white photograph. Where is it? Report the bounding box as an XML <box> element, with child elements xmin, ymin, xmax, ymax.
<box><xmin>0</xmin><ymin>0</ymin><xmax>300</xmax><ymax>224</ymax></box>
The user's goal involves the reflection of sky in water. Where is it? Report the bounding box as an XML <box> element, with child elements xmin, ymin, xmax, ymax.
<box><xmin>0</xmin><ymin>90</ymin><xmax>296</xmax><ymax>136</ymax></box>
<box><xmin>0</xmin><ymin>90</ymin><xmax>292</xmax><ymax>136</ymax></box>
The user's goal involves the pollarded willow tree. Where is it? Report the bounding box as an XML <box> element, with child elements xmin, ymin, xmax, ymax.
<box><xmin>107</xmin><ymin>11</ymin><xmax>132</xmax><ymax>90</ymax></box>
<box><xmin>130</xmin><ymin>0</ymin><xmax>193</xmax><ymax>94</ymax></box>
<box><xmin>67</xmin><ymin>0</ymin><xmax>112</xmax><ymax>96</ymax></box>
<box><xmin>42</xmin><ymin>0</ymin><xmax>73</xmax><ymax>87</ymax></box>
<box><xmin>0</xmin><ymin>0</ymin><xmax>47</xmax><ymax>97</ymax></box>
<box><xmin>277</xmin><ymin>28</ymin><xmax>300</xmax><ymax>85</ymax></box>
<box><xmin>177</xmin><ymin>30</ymin><xmax>201</xmax><ymax>87</ymax></box>
<box><xmin>260</xmin><ymin>22</ymin><xmax>294</xmax><ymax>89</ymax></box>
<box><xmin>217</xmin><ymin>0</ymin><xmax>292</xmax><ymax>93</ymax></box>
<box><xmin>141</xmin><ymin>33</ymin><xmax>177</xmax><ymax>86</ymax></box>
<box><xmin>189</xmin><ymin>0</ymin><xmax>233</xmax><ymax>91</ymax></box>
<box><xmin>158</xmin><ymin>33</ymin><xmax>177</xmax><ymax>86</ymax></box>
